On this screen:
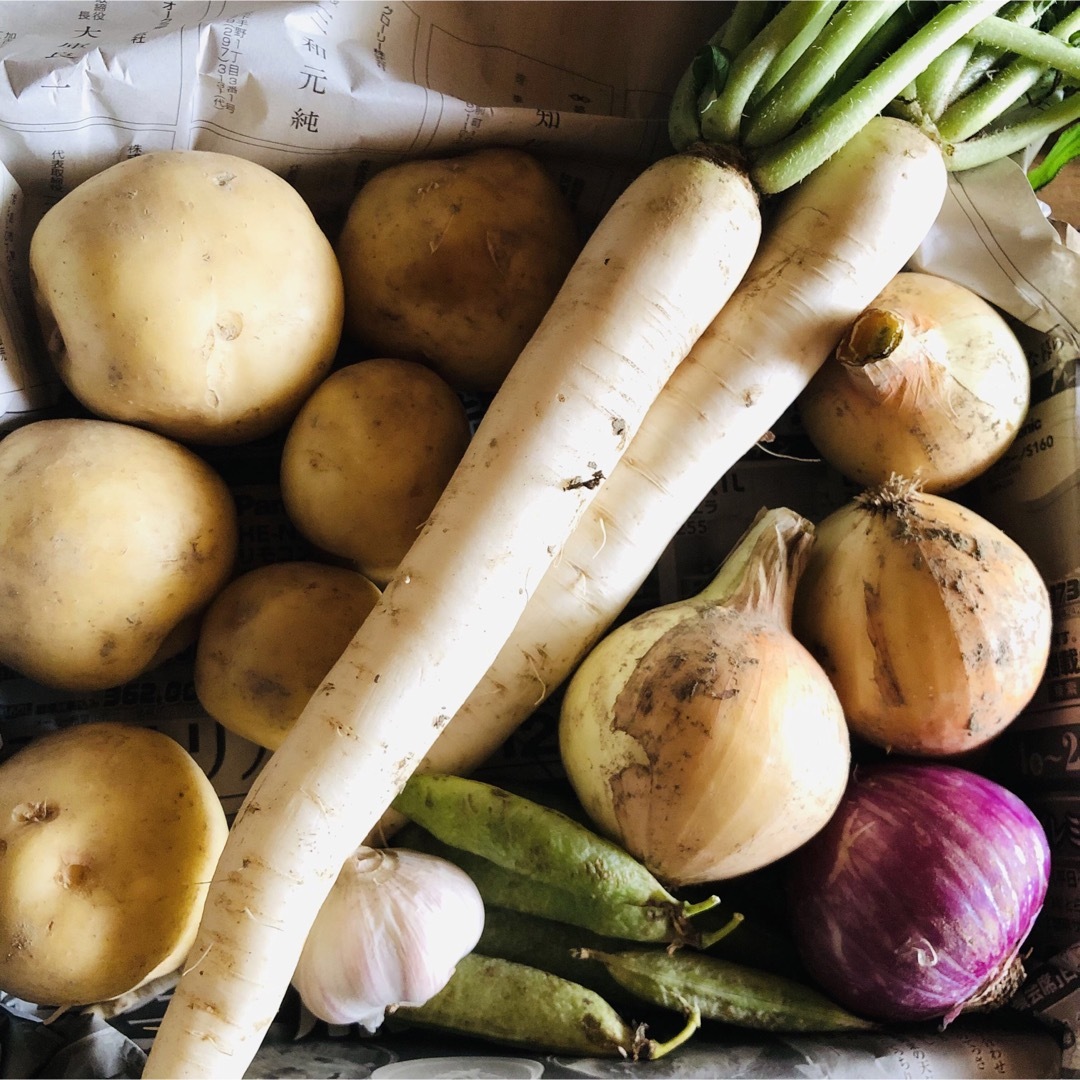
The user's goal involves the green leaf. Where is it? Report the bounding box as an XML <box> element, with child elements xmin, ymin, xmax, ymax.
<box><xmin>1029</xmin><ymin>120</ymin><xmax>1080</xmax><ymax>190</ymax></box>
<box><xmin>668</xmin><ymin>45</ymin><xmax>732</xmax><ymax>151</ymax></box>
<box><xmin>696</xmin><ymin>45</ymin><xmax>733</xmax><ymax>123</ymax></box>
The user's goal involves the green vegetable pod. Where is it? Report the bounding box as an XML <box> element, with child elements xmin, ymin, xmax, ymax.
<box><xmin>573</xmin><ymin>948</ymin><xmax>878</xmax><ymax>1033</ymax></box>
<box><xmin>476</xmin><ymin>906</ymin><xmax>654</xmax><ymax>1011</ymax></box>
<box><xmin>392</xmin><ymin>774</ymin><xmax>718</xmax><ymax>943</ymax></box>
<box><xmin>390</xmin><ymin>953</ymin><xmax>699</xmax><ymax>1060</ymax></box>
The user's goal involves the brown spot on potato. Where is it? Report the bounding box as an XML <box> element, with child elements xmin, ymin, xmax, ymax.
<box><xmin>7</xmin><ymin>927</ymin><xmax>30</xmax><ymax>955</ymax></box>
<box><xmin>12</xmin><ymin>801</ymin><xmax>58</xmax><ymax>824</ymax></box>
<box><xmin>215</xmin><ymin>313</ymin><xmax>243</xmax><ymax>340</ymax></box>
<box><xmin>243</xmin><ymin>672</ymin><xmax>291</xmax><ymax>701</ymax></box>
<box><xmin>56</xmin><ymin>861</ymin><xmax>92</xmax><ymax>891</ymax></box>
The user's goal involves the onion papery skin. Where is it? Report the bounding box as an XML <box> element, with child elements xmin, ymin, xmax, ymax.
<box><xmin>792</xmin><ymin>479</ymin><xmax>1052</xmax><ymax>757</ymax></box>
<box><xmin>797</xmin><ymin>271</ymin><xmax>1029</xmax><ymax>494</ymax></box>
<box><xmin>786</xmin><ymin>761</ymin><xmax>1050</xmax><ymax>1025</ymax></box>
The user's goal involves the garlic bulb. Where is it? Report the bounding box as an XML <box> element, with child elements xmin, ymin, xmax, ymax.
<box><xmin>291</xmin><ymin>845</ymin><xmax>485</xmax><ymax>1031</ymax></box>
<box><xmin>558</xmin><ymin>507</ymin><xmax>850</xmax><ymax>887</ymax></box>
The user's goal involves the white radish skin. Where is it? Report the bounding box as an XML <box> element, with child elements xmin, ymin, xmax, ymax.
<box><xmin>372</xmin><ymin>116</ymin><xmax>949</xmax><ymax>841</ymax></box>
<box><xmin>144</xmin><ymin>149</ymin><xmax>761</xmax><ymax>1079</ymax></box>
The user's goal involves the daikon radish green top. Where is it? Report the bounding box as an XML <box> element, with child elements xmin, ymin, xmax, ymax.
<box><xmin>670</xmin><ymin>0</ymin><xmax>1080</xmax><ymax>192</ymax></box>
<box><xmin>145</xmin><ymin>4</ymin><xmax>1080</xmax><ymax>1077</ymax></box>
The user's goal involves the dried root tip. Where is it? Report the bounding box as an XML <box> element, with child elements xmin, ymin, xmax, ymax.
<box><xmin>854</xmin><ymin>473</ymin><xmax>925</xmax><ymax>516</ymax></box>
<box><xmin>958</xmin><ymin>951</ymin><xmax>1028</xmax><ymax>1020</ymax></box>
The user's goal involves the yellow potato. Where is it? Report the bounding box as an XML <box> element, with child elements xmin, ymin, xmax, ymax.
<box><xmin>0</xmin><ymin>721</ymin><xmax>228</xmax><ymax>1006</ymax></box>
<box><xmin>29</xmin><ymin>149</ymin><xmax>344</xmax><ymax>445</ymax></box>
<box><xmin>0</xmin><ymin>417</ymin><xmax>238</xmax><ymax>692</ymax></box>
<box><xmin>194</xmin><ymin>561</ymin><xmax>381</xmax><ymax>750</ymax></box>
<box><xmin>280</xmin><ymin>358</ymin><xmax>471</xmax><ymax>585</ymax></box>
<box><xmin>336</xmin><ymin>147</ymin><xmax>580</xmax><ymax>392</ymax></box>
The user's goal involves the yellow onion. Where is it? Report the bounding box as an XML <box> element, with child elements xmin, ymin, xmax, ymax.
<box><xmin>792</xmin><ymin>476</ymin><xmax>1052</xmax><ymax>757</ymax></box>
<box><xmin>558</xmin><ymin>507</ymin><xmax>850</xmax><ymax>888</ymax></box>
<box><xmin>797</xmin><ymin>271</ymin><xmax>1029</xmax><ymax>493</ymax></box>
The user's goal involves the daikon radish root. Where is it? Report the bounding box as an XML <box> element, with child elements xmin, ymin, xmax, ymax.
<box><xmin>144</xmin><ymin>149</ymin><xmax>761</xmax><ymax>1079</ymax></box>
<box><xmin>370</xmin><ymin>114</ymin><xmax>947</xmax><ymax>841</ymax></box>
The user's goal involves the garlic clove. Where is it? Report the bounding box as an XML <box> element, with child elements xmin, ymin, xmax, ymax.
<box><xmin>292</xmin><ymin>845</ymin><xmax>485</xmax><ymax>1031</ymax></box>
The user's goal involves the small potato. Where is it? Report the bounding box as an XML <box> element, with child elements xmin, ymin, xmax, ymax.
<box><xmin>0</xmin><ymin>417</ymin><xmax>238</xmax><ymax>692</ymax></box>
<box><xmin>0</xmin><ymin>721</ymin><xmax>228</xmax><ymax>1006</ymax></box>
<box><xmin>336</xmin><ymin>147</ymin><xmax>580</xmax><ymax>392</ymax></box>
<box><xmin>194</xmin><ymin>561</ymin><xmax>381</xmax><ymax>750</ymax></box>
<box><xmin>280</xmin><ymin>358</ymin><xmax>471</xmax><ymax>585</ymax></box>
<box><xmin>29</xmin><ymin>150</ymin><xmax>344</xmax><ymax>445</ymax></box>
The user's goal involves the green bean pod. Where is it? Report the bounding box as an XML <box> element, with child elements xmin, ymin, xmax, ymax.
<box><xmin>573</xmin><ymin>948</ymin><xmax>879</xmax><ymax>1033</ymax></box>
<box><xmin>392</xmin><ymin>774</ymin><xmax>718</xmax><ymax>942</ymax></box>
<box><xmin>390</xmin><ymin>953</ymin><xmax>699</xmax><ymax>1060</ymax></box>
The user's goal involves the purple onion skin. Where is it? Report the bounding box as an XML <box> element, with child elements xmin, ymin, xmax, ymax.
<box><xmin>786</xmin><ymin>761</ymin><xmax>1049</xmax><ymax>1025</ymax></box>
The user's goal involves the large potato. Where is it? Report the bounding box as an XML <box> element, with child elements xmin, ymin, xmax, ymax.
<box><xmin>280</xmin><ymin>357</ymin><xmax>471</xmax><ymax>585</ymax></box>
<box><xmin>194</xmin><ymin>561</ymin><xmax>381</xmax><ymax>750</ymax></box>
<box><xmin>0</xmin><ymin>417</ymin><xmax>238</xmax><ymax>692</ymax></box>
<box><xmin>29</xmin><ymin>150</ymin><xmax>344</xmax><ymax>445</ymax></box>
<box><xmin>336</xmin><ymin>147</ymin><xmax>580</xmax><ymax>392</ymax></box>
<box><xmin>0</xmin><ymin>721</ymin><xmax>228</xmax><ymax>1006</ymax></box>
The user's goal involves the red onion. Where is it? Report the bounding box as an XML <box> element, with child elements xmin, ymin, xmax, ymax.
<box><xmin>786</xmin><ymin>761</ymin><xmax>1049</xmax><ymax>1026</ymax></box>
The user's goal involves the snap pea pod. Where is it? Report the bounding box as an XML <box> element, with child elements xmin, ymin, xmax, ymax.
<box><xmin>397</xmin><ymin>821</ymin><xmax>681</xmax><ymax>942</ymax></box>
<box><xmin>476</xmin><ymin>906</ymin><xmax>651</xmax><ymax>1010</ymax></box>
<box><xmin>477</xmin><ymin>895</ymin><xmax>800</xmax><ymax>986</ymax></box>
<box><xmin>390</xmin><ymin>953</ymin><xmax>700</xmax><ymax>1060</ymax></box>
<box><xmin>572</xmin><ymin>948</ymin><xmax>879</xmax><ymax>1033</ymax></box>
<box><xmin>392</xmin><ymin>774</ymin><xmax>719</xmax><ymax>943</ymax></box>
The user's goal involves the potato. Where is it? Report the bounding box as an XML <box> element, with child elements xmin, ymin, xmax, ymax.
<box><xmin>0</xmin><ymin>417</ymin><xmax>238</xmax><ymax>692</ymax></box>
<box><xmin>335</xmin><ymin>147</ymin><xmax>580</xmax><ymax>392</ymax></box>
<box><xmin>29</xmin><ymin>149</ymin><xmax>344</xmax><ymax>445</ymax></box>
<box><xmin>0</xmin><ymin>721</ymin><xmax>228</xmax><ymax>1006</ymax></box>
<box><xmin>194</xmin><ymin>561</ymin><xmax>381</xmax><ymax>750</ymax></box>
<box><xmin>280</xmin><ymin>358</ymin><xmax>471</xmax><ymax>585</ymax></box>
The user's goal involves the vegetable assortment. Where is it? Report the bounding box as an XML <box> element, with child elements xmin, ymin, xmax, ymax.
<box><xmin>0</xmin><ymin>1</ymin><xmax>1073</xmax><ymax>1076</ymax></box>
<box><xmin>149</xmin><ymin>145</ymin><xmax>763</xmax><ymax>1079</ymax></box>
<box><xmin>387</xmin><ymin>774</ymin><xmax>875</xmax><ymax>1056</ymax></box>
<box><xmin>147</xmin><ymin>5</ymin><xmax>1080</xmax><ymax>1070</ymax></box>
<box><xmin>377</xmin><ymin>111</ymin><xmax>948</xmax><ymax>842</ymax></box>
